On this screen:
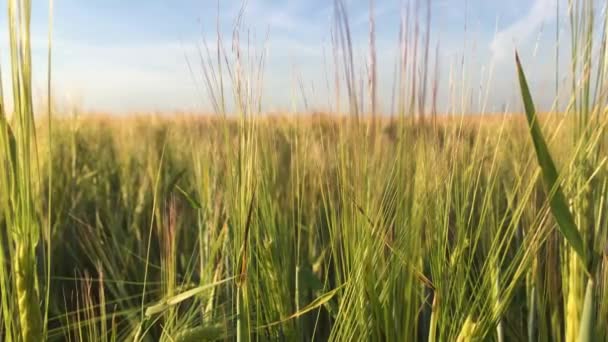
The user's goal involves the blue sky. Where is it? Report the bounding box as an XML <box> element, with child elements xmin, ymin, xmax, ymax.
<box><xmin>0</xmin><ymin>0</ymin><xmax>589</xmax><ymax>113</ymax></box>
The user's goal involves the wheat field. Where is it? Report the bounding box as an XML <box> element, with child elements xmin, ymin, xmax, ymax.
<box><xmin>0</xmin><ymin>0</ymin><xmax>607</xmax><ymax>341</ymax></box>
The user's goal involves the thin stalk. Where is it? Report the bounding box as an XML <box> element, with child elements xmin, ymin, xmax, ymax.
<box><xmin>43</xmin><ymin>0</ymin><xmax>53</xmax><ymax>338</ymax></box>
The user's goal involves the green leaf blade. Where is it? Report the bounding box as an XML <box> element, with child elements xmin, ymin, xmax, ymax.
<box><xmin>515</xmin><ymin>52</ymin><xmax>587</xmax><ymax>264</ymax></box>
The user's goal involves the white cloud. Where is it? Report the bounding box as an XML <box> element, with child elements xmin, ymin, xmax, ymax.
<box><xmin>490</xmin><ymin>0</ymin><xmax>556</xmax><ymax>63</ymax></box>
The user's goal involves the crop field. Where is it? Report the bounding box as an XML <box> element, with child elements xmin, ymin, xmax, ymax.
<box><xmin>0</xmin><ymin>0</ymin><xmax>608</xmax><ymax>341</ymax></box>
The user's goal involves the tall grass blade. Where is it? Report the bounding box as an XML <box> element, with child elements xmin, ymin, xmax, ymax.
<box><xmin>515</xmin><ymin>52</ymin><xmax>587</xmax><ymax>265</ymax></box>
